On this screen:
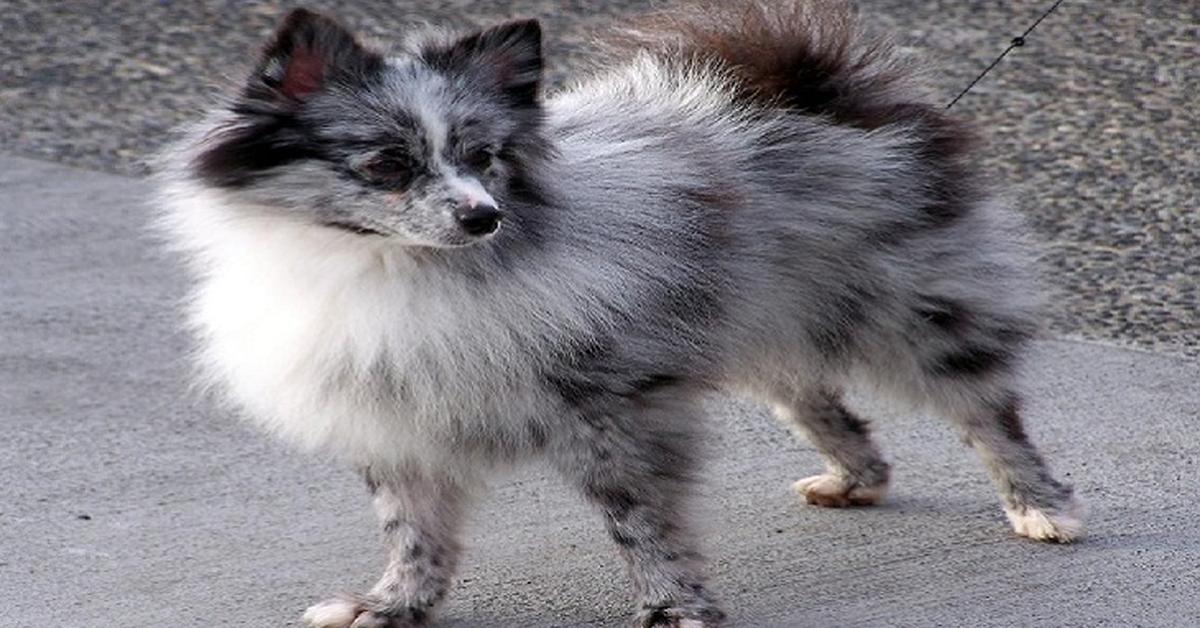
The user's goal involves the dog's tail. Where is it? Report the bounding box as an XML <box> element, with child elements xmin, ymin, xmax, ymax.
<box><xmin>601</xmin><ymin>0</ymin><xmax>932</xmax><ymax>130</ymax></box>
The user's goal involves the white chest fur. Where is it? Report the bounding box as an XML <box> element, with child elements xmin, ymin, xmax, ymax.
<box><xmin>172</xmin><ymin>201</ymin><xmax>561</xmax><ymax>468</ymax></box>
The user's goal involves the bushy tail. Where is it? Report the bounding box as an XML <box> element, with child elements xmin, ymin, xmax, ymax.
<box><xmin>604</xmin><ymin>0</ymin><xmax>983</xmax><ymax>227</ymax></box>
<box><xmin>602</xmin><ymin>0</ymin><xmax>932</xmax><ymax>131</ymax></box>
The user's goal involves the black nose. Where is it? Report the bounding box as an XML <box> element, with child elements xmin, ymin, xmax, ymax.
<box><xmin>454</xmin><ymin>203</ymin><xmax>502</xmax><ymax>236</ymax></box>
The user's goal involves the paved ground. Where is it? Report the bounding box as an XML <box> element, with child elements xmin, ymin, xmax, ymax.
<box><xmin>2</xmin><ymin>1</ymin><xmax>1198</xmax><ymax>626</ymax></box>
<box><xmin>3</xmin><ymin>154</ymin><xmax>1199</xmax><ymax>625</ymax></box>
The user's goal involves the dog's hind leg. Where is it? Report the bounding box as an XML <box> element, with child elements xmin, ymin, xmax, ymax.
<box><xmin>932</xmin><ymin>387</ymin><xmax>1084</xmax><ymax>542</ymax></box>
<box><xmin>770</xmin><ymin>387</ymin><xmax>891</xmax><ymax>507</ymax></box>
<box><xmin>895</xmin><ymin>291</ymin><xmax>1084</xmax><ymax>542</ymax></box>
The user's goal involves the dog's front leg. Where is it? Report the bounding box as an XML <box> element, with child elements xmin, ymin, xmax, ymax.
<box><xmin>303</xmin><ymin>465</ymin><xmax>471</xmax><ymax>628</ymax></box>
<box><xmin>551</xmin><ymin>397</ymin><xmax>725</xmax><ymax>627</ymax></box>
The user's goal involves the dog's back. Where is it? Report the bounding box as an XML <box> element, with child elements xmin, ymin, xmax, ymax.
<box><xmin>543</xmin><ymin>2</ymin><xmax>1039</xmax><ymax>397</ymax></box>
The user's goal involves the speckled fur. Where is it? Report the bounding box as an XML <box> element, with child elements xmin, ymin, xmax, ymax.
<box><xmin>157</xmin><ymin>2</ymin><xmax>1082</xmax><ymax>626</ymax></box>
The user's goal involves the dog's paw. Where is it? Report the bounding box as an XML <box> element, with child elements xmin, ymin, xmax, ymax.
<box><xmin>348</xmin><ymin>612</ymin><xmax>400</xmax><ymax>628</ymax></box>
<box><xmin>650</xmin><ymin>620</ymin><xmax>711</xmax><ymax>628</ymax></box>
<box><xmin>302</xmin><ymin>596</ymin><xmax>427</xmax><ymax>628</ymax></box>
<box><xmin>634</xmin><ymin>603</ymin><xmax>725</xmax><ymax>628</ymax></box>
<box><xmin>792</xmin><ymin>473</ymin><xmax>887</xmax><ymax>507</ymax></box>
<box><xmin>1004</xmin><ymin>497</ymin><xmax>1086</xmax><ymax>543</ymax></box>
<box><xmin>303</xmin><ymin>598</ymin><xmax>361</xmax><ymax>628</ymax></box>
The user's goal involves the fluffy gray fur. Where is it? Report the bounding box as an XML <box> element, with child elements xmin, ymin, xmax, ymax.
<box><xmin>156</xmin><ymin>2</ymin><xmax>1083</xmax><ymax>627</ymax></box>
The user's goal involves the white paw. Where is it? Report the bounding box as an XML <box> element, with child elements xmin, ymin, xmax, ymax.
<box><xmin>1005</xmin><ymin>497</ymin><xmax>1086</xmax><ymax>542</ymax></box>
<box><xmin>302</xmin><ymin>598</ymin><xmax>361</xmax><ymax>628</ymax></box>
<box><xmin>793</xmin><ymin>473</ymin><xmax>887</xmax><ymax>507</ymax></box>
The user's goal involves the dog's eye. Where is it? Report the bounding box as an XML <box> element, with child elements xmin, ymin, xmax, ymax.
<box><xmin>356</xmin><ymin>150</ymin><xmax>414</xmax><ymax>189</ymax></box>
<box><xmin>463</xmin><ymin>147</ymin><xmax>494</xmax><ymax>172</ymax></box>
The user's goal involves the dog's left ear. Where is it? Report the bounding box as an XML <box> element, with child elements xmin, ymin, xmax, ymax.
<box><xmin>424</xmin><ymin>19</ymin><xmax>543</xmax><ymax>108</ymax></box>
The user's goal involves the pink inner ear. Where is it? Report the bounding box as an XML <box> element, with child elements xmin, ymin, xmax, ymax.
<box><xmin>280</xmin><ymin>47</ymin><xmax>324</xmax><ymax>99</ymax></box>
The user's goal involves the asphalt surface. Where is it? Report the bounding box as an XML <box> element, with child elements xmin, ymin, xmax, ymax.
<box><xmin>3</xmin><ymin>153</ymin><xmax>1199</xmax><ymax>626</ymax></box>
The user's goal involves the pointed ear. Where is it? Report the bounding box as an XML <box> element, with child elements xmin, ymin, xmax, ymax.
<box><xmin>245</xmin><ymin>8</ymin><xmax>383</xmax><ymax>105</ymax></box>
<box><xmin>424</xmin><ymin>19</ymin><xmax>543</xmax><ymax>108</ymax></box>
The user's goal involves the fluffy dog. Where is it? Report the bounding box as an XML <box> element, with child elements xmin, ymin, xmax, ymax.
<box><xmin>157</xmin><ymin>2</ymin><xmax>1083</xmax><ymax>626</ymax></box>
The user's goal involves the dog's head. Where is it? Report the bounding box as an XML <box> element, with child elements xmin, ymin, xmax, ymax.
<box><xmin>189</xmin><ymin>9</ymin><xmax>546</xmax><ymax>247</ymax></box>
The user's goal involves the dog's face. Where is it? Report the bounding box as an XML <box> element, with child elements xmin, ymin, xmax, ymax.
<box><xmin>192</xmin><ymin>9</ymin><xmax>545</xmax><ymax>247</ymax></box>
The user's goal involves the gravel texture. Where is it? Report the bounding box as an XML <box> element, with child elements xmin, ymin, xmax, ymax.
<box><xmin>1</xmin><ymin>0</ymin><xmax>1196</xmax><ymax>355</ymax></box>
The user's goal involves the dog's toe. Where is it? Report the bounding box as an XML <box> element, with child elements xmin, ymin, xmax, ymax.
<box><xmin>635</xmin><ymin>602</ymin><xmax>725</xmax><ymax>627</ymax></box>
<box><xmin>793</xmin><ymin>473</ymin><xmax>886</xmax><ymax>507</ymax></box>
<box><xmin>349</xmin><ymin>611</ymin><xmax>394</xmax><ymax>628</ymax></box>
<box><xmin>1005</xmin><ymin>497</ymin><xmax>1086</xmax><ymax>542</ymax></box>
<box><xmin>303</xmin><ymin>598</ymin><xmax>362</xmax><ymax>628</ymax></box>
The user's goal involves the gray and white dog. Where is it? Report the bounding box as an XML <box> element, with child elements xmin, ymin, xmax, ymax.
<box><xmin>158</xmin><ymin>2</ymin><xmax>1084</xmax><ymax>626</ymax></box>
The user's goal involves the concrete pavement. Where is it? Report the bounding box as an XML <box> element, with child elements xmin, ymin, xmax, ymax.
<box><xmin>2</xmin><ymin>154</ymin><xmax>1198</xmax><ymax>626</ymax></box>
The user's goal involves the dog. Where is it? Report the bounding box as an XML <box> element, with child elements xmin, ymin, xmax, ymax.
<box><xmin>157</xmin><ymin>2</ymin><xmax>1084</xmax><ymax>626</ymax></box>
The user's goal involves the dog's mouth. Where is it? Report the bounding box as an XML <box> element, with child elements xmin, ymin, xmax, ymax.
<box><xmin>322</xmin><ymin>221</ymin><xmax>386</xmax><ymax>237</ymax></box>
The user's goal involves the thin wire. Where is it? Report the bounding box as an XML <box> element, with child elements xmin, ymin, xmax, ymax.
<box><xmin>946</xmin><ymin>0</ymin><xmax>1066</xmax><ymax>109</ymax></box>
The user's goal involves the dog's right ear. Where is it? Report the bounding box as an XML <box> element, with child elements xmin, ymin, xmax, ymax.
<box><xmin>422</xmin><ymin>19</ymin><xmax>543</xmax><ymax>109</ymax></box>
<box><xmin>244</xmin><ymin>8</ymin><xmax>383</xmax><ymax>106</ymax></box>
